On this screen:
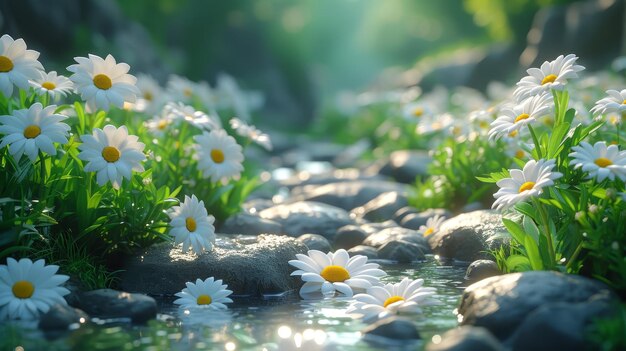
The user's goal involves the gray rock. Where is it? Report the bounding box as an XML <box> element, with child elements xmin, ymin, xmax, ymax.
<box><xmin>297</xmin><ymin>234</ymin><xmax>332</xmax><ymax>252</ymax></box>
<box><xmin>426</xmin><ymin>326</ymin><xmax>504</xmax><ymax>351</ymax></box>
<box><xmin>427</xmin><ymin>210</ymin><xmax>507</xmax><ymax>262</ymax></box>
<box><xmin>79</xmin><ymin>289</ymin><xmax>157</xmax><ymax>323</ymax></box>
<box><xmin>242</xmin><ymin>198</ymin><xmax>276</xmax><ymax>213</ymax></box>
<box><xmin>348</xmin><ymin>245</ymin><xmax>379</xmax><ymax>260</ymax></box>
<box><xmin>359</xmin><ymin>220</ymin><xmax>399</xmax><ymax>235</ymax></box>
<box><xmin>39</xmin><ymin>303</ymin><xmax>89</xmax><ymax>331</ymax></box>
<box><xmin>258</xmin><ymin>201</ymin><xmax>355</xmax><ymax>240</ymax></box>
<box><xmin>458</xmin><ymin>271</ymin><xmax>617</xmax><ymax>340</ymax></box>
<box><xmin>369</xmin><ymin>150</ymin><xmax>432</xmax><ymax>184</ymax></box>
<box><xmin>291</xmin><ymin>180</ymin><xmax>410</xmax><ymax>211</ymax></box>
<box><xmin>400</xmin><ymin>209</ymin><xmax>452</xmax><ymax>230</ymax></box>
<box><xmin>363</xmin><ymin>316</ymin><xmax>420</xmax><ymax>340</ymax></box>
<box><xmin>464</xmin><ymin>260</ymin><xmax>501</xmax><ymax>284</ymax></box>
<box><xmin>119</xmin><ymin>234</ymin><xmax>308</xmax><ymax>296</ymax></box>
<box><xmin>377</xmin><ymin>240</ymin><xmax>426</xmax><ymax>263</ymax></box>
<box><xmin>219</xmin><ymin>213</ymin><xmax>283</xmax><ymax>236</ymax></box>
<box><xmin>279</xmin><ymin>168</ymin><xmax>382</xmax><ymax>189</ymax></box>
<box><xmin>393</xmin><ymin>206</ymin><xmax>419</xmax><ymax>223</ymax></box>
<box><xmin>363</xmin><ymin>227</ymin><xmax>430</xmax><ymax>253</ymax></box>
<box><xmin>334</xmin><ymin>225</ymin><xmax>367</xmax><ymax>250</ymax></box>
<box><xmin>352</xmin><ymin>191</ymin><xmax>409</xmax><ymax>222</ymax></box>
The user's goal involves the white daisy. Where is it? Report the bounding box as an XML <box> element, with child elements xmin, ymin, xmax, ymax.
<box><xmin>173</xmin><ymin>277</ymin><xmax>233</xmax><ymax>310</ymax></box>
<box><xmin>165</xmin><ymin>102</ymin><xmax>222</xmax><ymax>131</ymax></box>
<box><xmin>0</xmin><ymin>258</ymin><xmax>70</xmax><ymax>320</ymax></box>
<box><xmin>194</xmin><ymin>129</ymin><xmax>244</xmax><ymax>183</ymax></box>
<box><xmin>590</xmin><ymin>89</ymin><xmax>626</xmax><ymax>116</ymax></box>
<box><xmin>569</xmin><ymin>141</ymin><xmax>626</xmax><ymax>182</ymax></box>
<box><xmin>489</xmin><ymin>93</ymin><xmax>553</xmax><ymax>140</ymax></box>
<box><xmin>166</xmin><ymin>74</ymin><xmax>197</xmax><ymax>103</ymax></box>
<box><xmin>135</xmin><ymin>73</ymin><xmax>164</xmax><ymax>113</ymax></box>
<box><xmin>492</xmin><ymin>159</ymin><xmax>563</xmax><ymax>211</ymax></box>
<box><xmin>418</xmin><ymin>215</ymin><xmax>446</xmax><ymax>237</ymax></box>
<box><xmin>229</xmin><ymin>118</ymin><xmax>272</xmax><ymax>151</ymax></box>
<box><xmin>216</xmin><ymin>73</ymin><xmax>251</xmax><ymax>121</ymax></box>
<box><xmin>514</xmin><ymin>54</ymin><xmax>585</xmax><ymax>101</ymax></box>
<box><xmin>0</xmin><ymin>34</ymin><xmax>44</xmax><ymax>97</ymax></box>
<box><xmin>402</xmin><ymin>102</ymin><xmax>434</xmax><ymax>122</ymax></box>
<box><xmin>30</xmin><ymin>71</ymin><xmax>74</xmax><ymax>100</ymax></box>
<box><xmin>67</xmin><ymin>54</ymin><xmax>140</xmax><ymax>111</ymax></box>
<box><xmin>144</xmin><ymin>111</ymin><xmax>174</xmax><ymax>137</ymax></box>
<box><xmin>0</xmin><ymin>103</ymin><xmax>70</xmax><ymax>162</ymax></box>
<box><xmin>77</xmin><ymin>124</ymin><xmax>146</xmax><ymax>188</ymax></box>
<box><xmin>288</xmin><ymin>249</ymin><xmax>386</xmax><ymax>298</ymax></box>
<box><xmin>346</xmin><ymin>277</ymin><xmax>438</xmax><ymax>322</ymax></box>
<box><xmin>168</xmin><ymin>194</ymin><xmax>216</xmax><ymax>255</ymax></box>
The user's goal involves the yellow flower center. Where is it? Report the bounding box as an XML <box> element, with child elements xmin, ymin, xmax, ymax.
<box><xmin>101</xmin><ymin>146</ymin><xmax>121</xmax><ymax>163</ymax></box>
<box><xmin>0</xmin><ymin>55</ymin><xmax>14</xmax><ymax>72</ymax></box>
<box><xmin>514</xmin><ymin>113</ymin><xmax>530</xmax><ymax>124</ymax></box>
<box><xmin>515</xmin><ymin>150</ymin><xmax>525</xmax><ymax>159</ymax></box>
<box><xmin>196</xmin><ymin>294</ymin><xmax>212</xmax><ymax>305</ymax></box>
<box><xmin>183</xmin><ymin>88</ymin><xmax>193</xmax><ymax>97</ymax></box>
<box><xmin>12</xmin><ymin>280</ymin><xmax>34</xmax><ymax>299</ymax></box>
<box><xmin>622</xmin><ymin>99</ymin><xmax>626</xmax><ymax>105</ymax></box>
<box><xmin>23</xmin><ymin>125</ymin><xmax>41</xmax><ymax>139</ymax></box>
<box><xmin>541</xmin><ymin>74</ymin><xmax>557</xmax><ymax>85</ymax></box>
<box><xmin>518</xmin><ymin>181</ymin><xmax>535</xmax><ymax>193</ymax></box>
<box><xmin>144</xmin><ymin>91</ymin><xmax>154</xmax><ymax>101</ymax></box>
<box><xmin>93</xmin><ymin>74</ymin><xmax>112</xmax><ymax>90</ymax></box>
<box><xmin>413</xmin><ymin>107</ymin><xmax>424</xmax><ymax>117</ymax></box>
<box><xmin>424</xmin><ymin>228</ymin><xmax>434</xmax><ymax>236</ymax></box>
<box><xmin>157</xmin><ymin>120</ymin><xmax>168</xmax><ymax>130</ymax></box>
<box><xmin>41</xmin><ymin>81</ymin><xmax>56</xmax><ymax>90</ymax></box>
<box><xmin>508</xmin><ymin>130</ymin><xmax>519</xmax><ymax>137</ymax></box>
<box><xmin>383</xmin><ymin>296</ymin><xmax>405</xmax><ymax>308</ymax></box>
<box><xmin>594</xmin><ymin>157</ymin><xmax>613</xmax><ymax>168</ymax></box>
<box><xmin>609</xmin><ymin>115</ymin><xmax>620</xmax><ymax>125</ymax></box>
<box><xmin>210</xmin><ymin>149</ymin><xmax>225</xmax><ymax>164</ymax></box>
<box><xmin>320</xmin><ymin>265</ymin><xmax>350</xmax><ymax>283</ymax></box>
<box><xmin>185</xmin><ymin>217</ymin><xmax>197</xmax><ymax>232</ymax></box>
<box><xmin>479</xmin><ymin>121</ymin><xmax>489</xmax><ymax>129</ymax></box>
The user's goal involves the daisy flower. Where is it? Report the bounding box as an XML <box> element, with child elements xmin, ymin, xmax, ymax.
<box><xmin>346</xmin><ymin>277</ymin><xmax>438</xmax><ymax>322</ymax></box>
<box><xmin>134</xmin><ymin>73</ymin><xmax>164</xmax><ymax>113</ymax></box>
<box><xmin>418</xmin><ymin>215</ymin><xmax>446</xmax><ymax>237</ymax></box>
<box><xmin>569</xmin><ymin>141</ymin><xmax>626</xmax><ymax>182</ymax></box>
<box><xmin>288</xmin><ymin>249</ymin><xmax>386</xmax><ymax>298</ymax></box>
<box><xmin>492</xmin><ymin>159</ymin><xmax>562</xmax><ymax>211</ymax></box>
<box><xmin>165</xmin><ymin>102</ymin><xmax>222</xmax><ymax>131</ymax></box>
<box><xmin>0</xmin><ymin>34</ymin><xmax>44</xmax><ymax>97</ymax></box>
<box><xmin>168</xmin><ymin>194</ymin><xmax>216</xmax><ymax>255</ymax></box>
<box><xmin>77</xmin><ymin>125</ymin><xmax>146</xmax><ymax>188</ymax></box>
<box><xmin>194</xmin><ymin>129</ymin><xmax>244</xmax><ymax>183</ymax></box>
<box><xmin>489</xmin><ymin>93</ymin><xmax>553</xmax><ymax>140</ymax></box>
<box><xmin>514</xmin><ymin>54</ymin><xmax>585</xmax><ymax>101</ymax></box>
<box><xmin>145</xmin><ymin>111</ymin><xmax>174</xmax><ymax>137</ymax></box>
<box><xmin>30</xmin><ymin>71</ymin><xmax>74</xmax><ymax>100</ymax></box>
<box><xmin>67</xmin><ymin>54</ymin><xmax>140</xmax><ymax>111</ymax></box>
<box><xmin>590</xmin><ymin>89</ymin><xmax>626</xmax><ymax>116</ymax></box>
<box><xmin>0</xmin><ymin>258</ymin><xmax>70</xmax><ymax>320</ymax></box>
<box><xmin>167</xmin><ymin>74</ymin><xmax>197</xmax><ymax>103</ymax></box>
<box><xmin>402</xmin><ymin>102</ymin><xmax>434</xmax><ymax>122</ymax></box>
<box><xmin>0</xmin><ymin>103</ymin><xmax>70</xmax><ymax>162</ymax></box>
<box><xmin>229</xmin><ymin>118</ymin><xmax>272</xmax><ymax>151</ymax></box>
<box><xmin>173</xmin><ymin>277</ymin><xmax>233</xmax><ymax>310</ymax></box>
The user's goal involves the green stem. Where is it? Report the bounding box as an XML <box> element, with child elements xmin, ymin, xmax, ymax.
<box><xmin>566</xmin><ymin>241</ymin><xmax>583</xmax><ymax>272</ymax></box>
<box><xmin>528</xmin><ymin>124</ymin><xmax>543</xmax><ymax>159</ymax></box>
<box><xmin>534</xmin><ymin>197</ymin><xmax>555</xmax><ymax>268</ymax></box>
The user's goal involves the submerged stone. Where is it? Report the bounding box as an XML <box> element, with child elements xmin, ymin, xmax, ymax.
<box><xmin>39</xmin><ymin>303</ymin><xmax>89</xmax><ymax>331</ymax></box>
<box><xmin>426</xmin><ymin>326</ymin><xmax>504</xmax><ymax>351</ymax></box>
<box><xmin>363</xmin><ymin>316</ymin><xmax>420</xmax><ymax>341</ymax></box>
<box><xmin>79</xmin><ymin>289</ymin><xmax>157</xmax><ymax>323</ymax></box>
<box><xmin>377</xmin><ymin>240</ymin><xmax>426</xmax><ymax>263</ymax></box>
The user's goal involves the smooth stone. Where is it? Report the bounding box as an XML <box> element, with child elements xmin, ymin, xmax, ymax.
<box><xmin>79</xmin><ymin>289</ymin><xmax>157</xmax><ymax>323</ymax></box>
<box><xmin>219</xmin><ymin>213</ymin><xmax>283</xmax><ymax>236</ymax></box>
<box><xmin>297</xmin><ymin>233</ymin><xmax>332</xmax><ymax>252</ymax></box>
<box><xmin>348</xmin><ymin>245</ymin><xmax>379</xmax><ymax>260</ymax></box>
<box><xmin>363</xmin><ymin>227</ymin><xmax>430</xmax><ymax>253</ymax></box>
<box><xmin>377</xmin><ymin>240</ymin><xmax>426</xmax><ymax>263</ymax></box>
<box><xmin>334</xmin><ymin>225</ymin><xmax>367</xmax><ymax>250</ymax></box>
<box><xmin>259</xmin><ymin>201</ymin><xmax>355</xmax><ymax>240</ymax></box>
<box><xmin>359</xmin><ymin>220</ymin><xmax>399</xmax><ymax>236</ymax></box>
<box><xmin>393</xmin><ymin>206</ymin><xmax>419</xmax><ymax>223</ymax></box>
<box><xmin>368</xmin><ymin>150</ymin><xmax>432</xmax><ymax>184</ymax></box>
<box><xmin>352</xmin><ymin>191</ymin><xmax>409</xmax><ymax>222</ymax></box>
<box><xmin>458</xmin><ymin>271</ymin><xmax>617</xmax><ymax>340</ymax></box>
<box><xmin>363</xmin><ymin>316</ymin><xmax>420</xmax><ymax>340</ymax></box>
<box><xmin>426</xmin><ymin>326</ymin><xmax>504</xmax><ymax>351</ymax></box>
<box><xmin>39</xmin><ymin>303</ymin><xmax>89</xmax><ymax>331</ymax></box>
<box><xmin>119</xmin><ymin>235</ymin><xmax>308</xmax><ymax>296</ymax></box>
<box><xmin>242</xmin><ymin>198</ymin><xmax>276</xmax><ymax>213</ymax></box>
<box><xmin>464</xmin><ymin>260</ymin><xmax>501</xmax><ymax>284</ymax></box>
<box><xmin>279</xmin><ymin>168</ymin><xmax>381</xmax><ymax>189</ymax></box>
<box><xmin>427</xmin><ymin>210</ymin><xmax>508</xmax><ymax>262</ymax></box>
<box><xmin>400</xmin><ymin>208</ymin><xmax>452</xmax><ymax>230</ymax></box>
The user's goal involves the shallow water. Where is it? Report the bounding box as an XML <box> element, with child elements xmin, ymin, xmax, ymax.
<box><xmin>0</xmin><ymin>257</ymin><xmax>467</xmax><ymax>351</ymax></box>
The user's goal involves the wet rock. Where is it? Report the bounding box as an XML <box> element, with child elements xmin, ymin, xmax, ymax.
<box><xmin>400</xmin><ymin>208</ymin><xmax>452</xmax><ymax>230</ymax></box>
<box><xmin>368</xmin><ymin>150</ymin><xmax>432</xmax><ymax>184</ymax></box>
<box><xmin>219</xmin><ymin>213</ymin><xmax>283</xmax><ymax>236</ymax></box>
<box><xmin>426</xmin><ymin>326</ymin><xmax>504</xmax><ymax>351</ymax></box>
<box><xmin>39</xmin><ymin>303</ymin><xmax>89</xmax><ymax>331</ymax></box>
<box><xmin>359</xmin><ymin>220</ymin><xmax>399</xmax><ymax>236</ymax></box>
<box><xmin>363</xmin><ymin>316</ymin><xmax>420</xmax><ymax>340</ymax></box>
<box><xmin>79</xmin><ymin>289</ymin><xmax>157</xmax><ymax>323</ymax></box>
<box><xmin>63</xmin><ymin>280</ymin><xmax>82</xmax><ymax>308</ymax></box>
<box><xmin>393</xmin><ymin>206</ymin><xmax>419</xmax><ymax>223</ymax></box>
<box><xmin>377</xmin><ymin>240</ymin><xmax>426</xmax><ymax>263</ymax></box>
<box><xmin>297</xmin><ymin>234</ymin><xmax>332</xmax><ymax>252</ymax></box>
<box><xmin>291</xmin><ymin>180</ymin><xmax>410</xmax><ymax>211</ymax></box>
<box><xmin>242</xmin><ymin>198</ymin><xmax>276</xmax><ymax>213</ymax></box>
<box><xmin>279</xmin><ymin>168</ymin><xmax>381</xmax><ymax>189</ymax></box>
<box><xmin>348</xmin><ymin>245</ymin><xmax>379</xmax><ymax>260</ymax></box>
<box><xmin>258</xmin><ymin>201</ymin><xmax>355</xmax><ymax>240</ymax></box>
<box><xmin>458</xmin><ymin>271</ymin><xmax>617</xmax><ymax>341</ymax></box>
<box><xmin>363</xmin><ymin>227</ymin><xmax>430</xmax><ymax>253</ymax></box>
<box><xmin>464</xmin><ymin>260</ymin><xmax>501</xmax><ymax>284</ymax></box>
<box><xmin>427</xmin><ymin>210</ymin><xmax>507</xmax><ymax>262</ymax></box>
<box><xmin>352</xmin><ymin>191</ymin><xmax>409</xmax><ymax>222</ymax></box>
<box><xmin>119</xmin><ymin>235</ymin><xmax>308</xmax><ymax>296</ymax></box>
<box><xmin>334</xmin><ymin>225</ymin><xmax>367</xmax><ymax>250</ymax></box>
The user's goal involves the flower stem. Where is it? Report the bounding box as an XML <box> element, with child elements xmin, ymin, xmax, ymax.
<box><xmin>527</xmin><ymin>124</ymin><xmax>543</xmax><ymax>159</ymax></box>
<box><xmin>534</xmin><ymin>198</ymin><xmax>555</xmax><ymax>268</ymax></box>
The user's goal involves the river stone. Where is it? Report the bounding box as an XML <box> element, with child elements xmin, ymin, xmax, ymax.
<box><xmin>79</xmin><ymin>289</ymin><xmax>157</xmax><ymax>323</ymax></box>
<box><xmin>377</xmin><ymin>240</ymin><xmax>426</xmax><ymax>263</ymax></box>
<box><xmin>334</xmin><ymin>225</ymin><xmax>367</xmax><ymax>250</ymax></box>
<box><xmin>119</xmin><ymin>235</ymin><xmax>308</xmax><ymax>296</ymax></box>
<box><xmin>219</xmin><ymin>213</ymin><xmax>283</xmax><ymax>236</ymax></box>
<box><xmin>464</xmin><ymin>260</ymin><xmax>501</xmax><ymax>284</ymax></box>
<box><xmin>258</xmin><ymin>201</ymin><xmax>355</xmax><ymax>240</ymax></box>
<box><xmin>426</xmin><ymin>326</ymin><xmax>504</xmax><ymax>351</ymax></box>
<box><xmin>352</xmin><ymin>191</ymin><xmax>409</xmax><ymax>222</ymax></box>
<box><xmin>363</xmin><ymin>316</ymin><xmax>420</xmax><ymax>340</ymax></box>
<box><xmin>393</xmin><ymin>206</ymin><xmax>419</xmax><ymax>223</ymax></box>
<box><xmin>369</xmin><ymin>150</ymin><xmax>432</xmax><ymax>184</ymax></box>
<box><xmin>359</xmin><ymin>220</ymin><xmax>399</xmax><ymax>235</ymax></box>
<box><xmin>458</xmin><ymin>271</ymin><xmax>616</xmax><ymax>340</ymax></box>
<box><xmin>290</xmin><ymin>180</ymin><xmax>410</xmax><ymax>211</ymax></box>
<box><xmin>242</xmin><ymin>198</ymin><xmax>276</xmax><ymax>213</ymax></box>
<box><xmin>348</xmin><ymin>245</ymin><xmax>379</xmax><ymax>259</ymax></box>
<box><xmin>363</xmin><ymin>227</ymin><xmax>430</xmax><ymax>252</ymax></box>
<box><xmin>39</xmin><ymin>303</ymin><xmax>89</xmax><ymax>331</ymax></box>
<box><xmin>400</xmin><ymin>208</ymin><xmax>452</xmax><ymax>230</ymax></box>
<box><xmin>297</xmin><ymin>234</ymin><xmax>332</xmax><ymax>252</ymax></box>
<box><xmin>427</xmin><ymin>210</ymin><xmax>507</xmax><ymax>262</ymax></box>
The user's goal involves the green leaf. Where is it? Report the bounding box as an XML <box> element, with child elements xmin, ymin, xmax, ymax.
<box><xmin>524</xmin><ymin>235</ymin><xmax>544</xmax><ymax>270</ymax></box>
<box><xmin>515</xmin><ymin>202</ymin><xmax>539</xmax><ymax>222</ymax></box>
<box><xmin>522</xmin><ymin>215</ymin><xmax>540</xmax><ymax>245</ymax></box>
<box><xmin>502</xmin><ymin>218</ymin><xmax>527</xmax><ymax>245</ymax></box>
<box><xmin>506</xmin><ymin>255</ymin><xmax>532</xmax><ymax>272</ymax></box>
